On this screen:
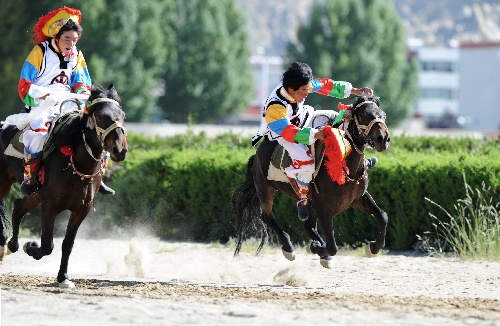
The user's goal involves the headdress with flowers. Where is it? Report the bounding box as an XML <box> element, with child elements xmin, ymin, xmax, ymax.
<box><xmin>32</xmin><ymin>6</ymin><xmax>82</xmax><ymax>44</ymax></box>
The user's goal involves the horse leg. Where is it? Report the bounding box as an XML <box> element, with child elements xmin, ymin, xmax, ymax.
<box><xmin>351</xmin><ymin>192</ymin><xmax>388</xmax><ymax>256</ymax></box>
<box><xmin>311</xmin><ymin>205</ymin><xmax>338</xmax><ymax>269</ymax></box>
<box><xmin>23</xmin><ymin>203</ymin><xmax>57</xmax><ymax>261</ymax></box>
<box><xmin>0</xmin><ymin>200</ymin><xmax>9</xmax><ymax>260</ymax></box>
<box><xmin>257</xmin><ymin>182</ymin><xmax>295</xmax><ymax>260</ymax></box>
<box><xmin>303</xmin><ymin>208</ymin><xmax>327</xmax><ymax>254</ymax></box>
<box><xmin>57</xmin><ymin>207</ymin><xmax>91</xmax><ymax>288</ymax></box>
<box><xmin>7</xmin><ymin>196</ymin><xmax>40</xmax><ymax>254</ymax></box>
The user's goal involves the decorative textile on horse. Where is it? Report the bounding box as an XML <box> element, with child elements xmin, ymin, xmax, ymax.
<box><xmin>322</xmin><ymin>125</ymin><xmax>352</xmax><ymax>185</ymax></box>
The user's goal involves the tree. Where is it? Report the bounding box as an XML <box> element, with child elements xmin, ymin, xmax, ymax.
<box><xmin>0</xmin><ymin>0</ymin><xmax>41</xmax><ymax>120</ymax></box>
<box><xmin>286</xmin><ymin>0</ymin><xmax>418</xmax><ymax>127</ymax></box>
<box><xmin>157</xmin><ymin>0</ymin><xmax>254</xmax><ymax>123</ymax></box>
<box><xmin>66</xmin><ymin>0</ymin><xmax>174</xmax><ymax>122</ymax></box>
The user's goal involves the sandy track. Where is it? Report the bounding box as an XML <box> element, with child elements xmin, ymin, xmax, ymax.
<box><xmin>1</xmin><ymin>238</ymin><xmax>500</xmax><ymax>325</ymax></box>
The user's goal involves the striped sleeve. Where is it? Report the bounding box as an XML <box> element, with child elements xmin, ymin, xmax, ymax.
<box><xmin>266</xmin><ymin>103</ymin><xmax>315</xmax><ymax>144</ymax></box>
<box><xmin>18</xmin><ymin>46</ymin><xmax>44</xmax><ymax>106</ymax></box>
<box><xmin>71</xmin><ymin>51</ymin><xmax>92</xmax><ymax>94</ymax></box>
<box><xmin>310</xmin><ymin>78</ymin><xmax>353</xmax><ymax>99</ymax></box>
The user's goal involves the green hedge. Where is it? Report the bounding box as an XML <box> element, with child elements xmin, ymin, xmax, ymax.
<box><xmin>100</xmin><ymin>132</ymin><xmax>499</xmax><ymax>250</ymax></box>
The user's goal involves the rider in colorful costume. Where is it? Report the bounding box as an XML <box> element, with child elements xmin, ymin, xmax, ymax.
<box><xmin>18</xmin><ymin>6</ymin><xmax>114</xmax><ymax>196</ymax></box>
<box><xmin>252</xmin><ymin>62</ymin><xmax>376</xmax><ymax>221</ymax></box>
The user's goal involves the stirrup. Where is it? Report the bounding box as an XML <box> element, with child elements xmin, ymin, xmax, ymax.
<box><xmin>297</xmin><ymin>199</ymin><xmax>309</xmax><ymax>221</ymax></box>
<box><xmin>20</xmin><ymin>179</ymin><xmax>38</xmax><ymax>196</ymax></box>
<box><xmin>366</xmin><ymin>157</ymin><xmax>378</xmax><ymax>169</ymax></box>
<box><xmin>98</xmin><ymin>182</ymin><xmax>115</xmax><ymax>195</ymax></box>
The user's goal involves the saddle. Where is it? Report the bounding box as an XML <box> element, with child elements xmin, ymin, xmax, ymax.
<box><xmin>5</xmin><ymin>111</ymin><xmax>82</xmax><ymax>160</ymax></box>
<box><xmin>267</xmin><ymin>141</ymin><xmax>326</xmax><ymax>183</ymax></box>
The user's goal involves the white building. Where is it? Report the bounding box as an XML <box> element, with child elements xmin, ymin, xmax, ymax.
<box><xmin>459</xmin><ymin>42</ymin><xmax>500</xmax><ymax>132</ymax></box>
<box><xmin>409</xmin><ymin>43</ymin><xmax>460</xmax><ymax>126</ymax></box>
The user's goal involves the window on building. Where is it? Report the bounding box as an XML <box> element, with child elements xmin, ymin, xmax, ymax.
<box><xmin>420</xmin><ymin>88</ymin><xmax>457</xmax><ymax>100</ymax></box>
<box><xmin>420</xmin><ymin>61</ymin><xmax>456</xmax><ymax>72</ymax></box>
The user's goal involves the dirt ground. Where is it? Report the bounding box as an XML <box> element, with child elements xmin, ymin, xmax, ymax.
<box><xmin>1</xmin><ymin>236</ymin><xmax>499</xmax><ymax>326</ymax></box>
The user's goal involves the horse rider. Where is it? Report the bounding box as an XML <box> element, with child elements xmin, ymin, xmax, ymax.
<box><xmin>252</xmin><ymin>61</ymin><xmax>378</xmax><ymax>221</ymax></box>
<box><xmin>18</xmin><ymin>6</ymin><xmax>115</xmax><ymax>197</ymax></box>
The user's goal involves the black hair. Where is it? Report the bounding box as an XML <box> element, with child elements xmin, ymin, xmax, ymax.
<box><xmin>282</xmin><ymin>62</ymin><xmax>313</xmax><ymax>91</ymax></box>
<box><xmin>55</xmin><ymin>19</ymin><xmax>83</xmax><ymax>39</ymax></box>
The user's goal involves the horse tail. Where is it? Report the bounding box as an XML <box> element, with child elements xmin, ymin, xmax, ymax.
<box><xmin>231</xmin><ymin>155</ymin><xmax>267</xmax><ymax>257</ymax></box>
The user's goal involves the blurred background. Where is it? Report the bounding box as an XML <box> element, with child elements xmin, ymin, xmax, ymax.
<box><xmin>1</xmin><ymin>0</ymin><xmax>499</xmax><ymax>135</ymax></box>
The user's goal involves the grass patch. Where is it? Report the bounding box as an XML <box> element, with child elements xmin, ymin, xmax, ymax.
<box><xmin>422</xmin><ymin>174</ymin><xmax>500</xmax><ymax>261</ymax></box>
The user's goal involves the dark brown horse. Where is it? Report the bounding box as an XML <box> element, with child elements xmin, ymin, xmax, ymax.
<box><xmin>0</xmin><ymin>84</ymin><xmax>128</xmax><ymax>287</ymax></box>
<box><xmin>232</xmin><ymin>96</ymin><xmax>390</xmax><ymax>268</ymax></box>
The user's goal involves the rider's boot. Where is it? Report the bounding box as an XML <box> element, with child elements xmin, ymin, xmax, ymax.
<box><xmin>366</xmin><ymin>157</ymin><xmax>378</xmax><ymax>169</ymax></box>
<box><xmin>98</xmin><ymin>182</ymin><xmax>115</xmax><ymax>195</ymax></box>
<box><xmin>20</xmin><ymin>152</ymin><xmax>42</xmax><ymax>196</ymax></box>
<box><xmin>288</xmin><ymin>177</ymin><xmax>310</xmax><ymax>221</ymax></box>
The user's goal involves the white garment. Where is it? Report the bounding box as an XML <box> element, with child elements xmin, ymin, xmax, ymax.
<box><xmin>23</xmin><ymin>98</ymin><xmax>82</xmax><ymax>154</ymax></box>
<box><xmin>280</xmin><ymin>109</ymin><xmax>339</xmax><ymax>183</ymax></box>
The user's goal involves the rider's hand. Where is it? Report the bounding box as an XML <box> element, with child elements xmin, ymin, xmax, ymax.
<box><xmin>352</xmin><ymin>87</ymin><xmax>373</xmax><ymax>97</ymax></box>
<box><xmin>314</xmin><ymin>129</ymin><xmax>326</xmax><ymax>140</ymax></box>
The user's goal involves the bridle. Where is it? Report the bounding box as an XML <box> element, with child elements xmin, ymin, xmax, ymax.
<box><xmin>84</xmin><ymin>98</ymin><xmax>125</xmax><ymax>161</ymax></box>
<box><xmin>345</xmin><ymin>100</ymin><xmax>389</xmax><ymax>153</ymax></box>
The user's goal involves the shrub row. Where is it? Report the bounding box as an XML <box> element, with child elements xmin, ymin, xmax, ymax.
<box><xmin>100</xmin><ymin>133</ymin><xmax>500</xmax><ymax>250</ymax></box>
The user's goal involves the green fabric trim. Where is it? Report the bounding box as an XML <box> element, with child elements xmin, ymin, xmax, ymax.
<box><xmin>22</xmin><ymin>94</ymin><xmax>36</xmax><ymax>107</ymax></box>
<box><xmin>328</xmin><ymin>81</ymin><xmax>347</xmax><ymax>98</ymax></box>
<box><xmin>332</xmin><ymin>110</ymin><xmax>347</xmax><ymax>125</ymax></box>
<box><xmin>294</xmin><ymin>128</ymin><xmax>311</xmax><ymax>144</ymax></box>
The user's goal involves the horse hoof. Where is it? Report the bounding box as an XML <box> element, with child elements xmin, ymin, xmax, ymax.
<box><xmin>282</xmin><ymin>249</ymin><xmax>295</xmax><ymax>261</ymax></box>
<box><xmin>59</xmin><ymin>279</ymin><xmax>75</xmax><ymax>289</ymax></box>
<box><xmin>23</xmin><ymin>241</ymin><xmax>38</xmax><ymax>254</ymax></box>
<box><xmin>320</xmin><ymin>256</ymin><xmax>333</xmax><ymax>269</ymax></box>
<box><xmin>0</xmin><ymin>246</ymin><xmax>5</xmax><ymax>261</ymax></box>
<box><xmin>365</xmin><ymin>243</ymin><xmax>374</xmax><ymax>258</ymax></box>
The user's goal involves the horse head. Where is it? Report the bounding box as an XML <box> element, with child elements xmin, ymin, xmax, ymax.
<box><xmin>347</xmin><ymin>96</ymin><xmax>390</xmax><ymax>152</ymax></box>
<box><xmin>84</xmin><ymin>84</ymin><xmax>128</xmax><ymax>162</ymax></box>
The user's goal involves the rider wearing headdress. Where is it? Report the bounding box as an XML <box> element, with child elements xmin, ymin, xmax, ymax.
<box><xmin>252</xmin><ymin>62</ymin><xmax>376</xmax><ymax>221</ymax></box>
<box><xmin>18</xmin><ymin>6</ymin><xmax>114</xmax><ymax>196</ymax></box>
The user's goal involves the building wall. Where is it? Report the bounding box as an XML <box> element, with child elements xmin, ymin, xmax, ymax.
<box><xmin>459</xmin><ymin>43</ymin><xmax>500</xmax><ymax>132</ymax></box>
<box><xmin>413</xmin><ymin>46</ymin><xmax>460</xmax><ymax>118</ymax></box>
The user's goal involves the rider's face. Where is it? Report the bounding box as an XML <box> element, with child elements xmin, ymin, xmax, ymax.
<box><xmin>287</xmin><ymin>84</ymin><xmax>311</xmax><ymax>103</ymax></box>
<box><xmin>56</xmin><ymin>30</ymin><xmax>79</xmax><ymax>56</ymax></box>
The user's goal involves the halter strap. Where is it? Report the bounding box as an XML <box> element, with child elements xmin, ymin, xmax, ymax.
<box><xmin>86</xmin><ymin>98</ymin><xmax>121</xmax><ymax>108</ymax></box>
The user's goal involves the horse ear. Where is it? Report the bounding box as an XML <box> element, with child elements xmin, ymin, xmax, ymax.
<box><xmin>108</xmin><ymin>84</ymin><xmax>118</xmax><ymax>99</ymax></box>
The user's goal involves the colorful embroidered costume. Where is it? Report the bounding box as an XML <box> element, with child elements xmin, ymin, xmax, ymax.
<box><xmin>17</xmin><ymin>6</ymin><xmax>91</xmax><ymax>196</ymax></box>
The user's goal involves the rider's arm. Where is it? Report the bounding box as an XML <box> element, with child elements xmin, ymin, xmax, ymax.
<box><xmin>265</xmin><ymin>103</ymin><xmax>318</xmax><ymax>145</ymax></box>
<box><xmin>311</xmin><ymin>78</ymin><xmax>374</xmax><ymax>98</ymax></box>
<box><xmin>18</xmin><ymin>46</ymin><xmax>44</xmax><ymax>107</ymax></box>
<box><xmin>70</xmin><ymin>50</ymin><xmax>92</xmax><ymax>95</ymax></box>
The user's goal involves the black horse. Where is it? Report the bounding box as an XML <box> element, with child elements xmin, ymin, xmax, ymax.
<box><xmin>0</xmin><ymin>84</ymin><xmax>128</xmax><ymax>287</ymax></box>
<box><xmin>232</xmin><ymin>96</ymin><xmax>390</xmax><ymax>268</ymax></box>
